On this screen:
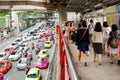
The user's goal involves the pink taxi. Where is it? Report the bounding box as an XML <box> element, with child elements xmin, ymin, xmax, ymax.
<box><xmin>36</xmin><ymin>57</ymin><xmax>49</xmax><ymax>69</ymax></box>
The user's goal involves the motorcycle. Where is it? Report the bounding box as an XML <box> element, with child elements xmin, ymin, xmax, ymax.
<box><xmin>29</xmin><ymin>54</ymin><xmax>33</xmax><ymax>61</ymax></box>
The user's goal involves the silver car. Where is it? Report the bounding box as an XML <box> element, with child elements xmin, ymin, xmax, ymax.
<box><xmin>17</xmin><ymin>58</ymin><xmax>30</xmax><ymax>70</ymax></box>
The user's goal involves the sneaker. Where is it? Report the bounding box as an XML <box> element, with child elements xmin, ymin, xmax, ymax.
<box><xmin>84</xmin><ymin>62</ymin><xmax>87</xmax><ymax>66</ymax></box>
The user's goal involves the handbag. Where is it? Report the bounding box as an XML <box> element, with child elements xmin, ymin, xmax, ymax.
<box><xmin>86</xmin><ymin>50</ymin><xmax>90</xmax><ymax>56</ymax></box>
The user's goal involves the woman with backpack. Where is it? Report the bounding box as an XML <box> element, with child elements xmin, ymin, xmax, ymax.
<box><xmin>108</xmin><ymin>24</ymin><xmax>119</xmax><ymax>64</ymax></box>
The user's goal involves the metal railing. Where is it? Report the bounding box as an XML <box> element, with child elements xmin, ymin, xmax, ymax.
<box><xmin>56</xmin><ymin>25</ymin><xmax>80</xmax><ymax>80</ymax></box>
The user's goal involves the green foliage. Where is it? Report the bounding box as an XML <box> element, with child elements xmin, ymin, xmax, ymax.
<box><xmin>0</xmin><ymin>12</ymin><xmax>11</xmax><ymax>27</ymax></box>
<box><xmin>27</xmin><ymin>12</ymin><xmax>42</xmax><ymax>17</ymax></box>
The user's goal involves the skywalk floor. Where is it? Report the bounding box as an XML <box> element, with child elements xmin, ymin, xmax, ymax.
<box><xmin>68</xmin><ymin>42</ymin><xmax>120</xmax><ymax>80</ymax></box>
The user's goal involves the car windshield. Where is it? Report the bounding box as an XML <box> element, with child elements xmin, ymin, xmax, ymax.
<box><xmin>42</xmin><ymin>51</ymin><xmax>46</xmax><ymax>54</ymax></box>
<box><xmin>11</xmin><ymin>43</ymin><xmax>16</xmax><ymax>45</ymax></box>
<box><xmin>11</xmin><ymin>52</ymin><xmax>16</xmax><ymax>55</ymax></box>
<box><xmin>16</xmin><ymin>40</ymin><xmax>21</xmax><ymax>42</ymax></box>
<box><xmin>38</xmin><ymin>58</ymin><xmax>46</xmax><ymax>62</ymax></box>
<box><xmin>27</xmin><ymin>73</ymin><xmax>37</xmax><ymax>78</ymax></box>
<box><xmin>19</xmin><ymin>59</ymin><xmax>27</xmax><ymax>64</ymax></box>
<box><xmin>21</xmin><ymin>45</ymin><xmax>25</xmax><ymax>47</ymax></box>
<box><xmin>0</xmin><ymin>63</ymin><xmax>6</xmax><ymax>67</ymax></box>
<box><xmin>0</xmin><ymin>54</ymin><xmax>4</xmax><ymax>57</ymax></box>
<box><xmin>46</xmin><ymin>42</ymin><xmax>50</xmax><ymax>44</ymax></box>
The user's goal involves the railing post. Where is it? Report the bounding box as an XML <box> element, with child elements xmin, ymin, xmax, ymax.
<box><xmin>59</xmin><ymin>26</ymin><xmax>65</xmax><ymax>80</ymax></box>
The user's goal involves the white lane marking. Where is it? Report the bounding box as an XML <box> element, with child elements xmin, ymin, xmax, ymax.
<box><xmin>6</xmin><ymin>77</ymin><xmax>9</xmax><ymax>80</ymax></box>
<box><xmin>13</xmin><ymin>68</ymin><xmax>16</xmax><ymax>72</ymax></box>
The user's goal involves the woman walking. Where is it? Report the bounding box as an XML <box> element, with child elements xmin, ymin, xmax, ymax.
<box><xmin>76</xmin><ymin>20</ymin><xmax>89</xmax><ymax>66</ymax></box>
<box><xmin>64</xmin><ymin>22</ymin><xmax>70</xmax><ymax>41</ymax></box>
<box><xmin>102</xmin><ymin>21</ymin><xmax>111</xmax><ymax>54</ymax></box>
<box><xmin>91</xmin><ymin>22</ymin><xmax>103</xmax><ymax>65</ymax></box>
<box><xmin>107</xmin><ymin>24</ymin><xmax>119</xmax><ymax>64</ymax></box>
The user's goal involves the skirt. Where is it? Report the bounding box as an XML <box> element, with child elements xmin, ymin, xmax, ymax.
<box><xmin>77</xmin><ymin>42</ymin><xmax>89</xmax><ymax>51</ymax></box>
<box><xmin>93</xmin><ymin>43</ymin><xmax>102</xmax><ymax>54</ymax></box>
<box><xmin>109</xmin><ymin>46</ymin><xmax>119</xmax><ymax>54</ymax></box>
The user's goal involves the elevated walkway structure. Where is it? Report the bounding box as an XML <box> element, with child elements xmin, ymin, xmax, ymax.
<box><xmin>56</xmin><ymin>25</ymin><xmax>120</xmax><ymax>80</ymax></box>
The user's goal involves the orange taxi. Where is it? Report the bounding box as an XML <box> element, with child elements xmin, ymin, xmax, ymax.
<box><xmin>0</xmin><ymin>60</ymin><xmax>12</xmax><ymax>74</ymax></box>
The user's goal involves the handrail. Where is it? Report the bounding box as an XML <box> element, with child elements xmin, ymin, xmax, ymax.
<box><xmin>56</xmin><ymin>25</ymin><xmax>80</xmax><ymax>80</ymax></box>
<box><xmin>63</xmin><ymin>36</ymin><xmax>80</xmax><ymax>80</ymax></box>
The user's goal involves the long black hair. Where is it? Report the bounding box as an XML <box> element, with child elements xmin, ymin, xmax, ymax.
<box><xmin>94</xmin><ymin>22</ymin><xmax>102</xmax><ymax>32</ymax></box>
<box><xmin>111</xmin><ymin>24</ymin><xmax>118</xmax><ymax>32</ymax></box>
<box><xmin>103</xmin><ymin>21</ymin><xmax>109</xmax><ymax>27</ymax></box>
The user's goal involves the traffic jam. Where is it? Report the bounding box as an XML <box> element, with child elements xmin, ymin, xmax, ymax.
<box><xmin>0</xmin><ymin>22</ymin><xmax>56</xmax><ymax>80</ymax></box>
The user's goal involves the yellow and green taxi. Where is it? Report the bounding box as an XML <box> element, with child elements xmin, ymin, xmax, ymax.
<box><xmin>25</xmin><ymin>68</ymin><xmax>41</xmax><ymax>80</ymax></box>
<box><xmin>38</xmin><ymin>49</ymin><xmax>49</xmax><ymax>58</ymax></box>
<box><xmin>44</xmin><ymin>41</ymin><xmax>52</xmax><ymax>48</ymax></box>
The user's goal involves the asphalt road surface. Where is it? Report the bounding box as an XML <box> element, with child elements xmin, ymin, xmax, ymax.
<box><xmin>0</xmin><ymin>22</ymin><xmax>54</xmax><ymax>80</ymax></box>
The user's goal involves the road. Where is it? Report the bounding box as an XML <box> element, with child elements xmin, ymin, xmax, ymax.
<box><xmin>4</xmin><ymin>39</ymin><xmax>54</xmax><ymax>80</ymax></box>
<box><xmin>0</xmin><ymin>22</ymin><xmax>43</xmax><ymax>51</ymax></box>
<box><xmin>0</xmin><ymin>22</ymin><xmax>54</xmax><ymax>80</ymax></box>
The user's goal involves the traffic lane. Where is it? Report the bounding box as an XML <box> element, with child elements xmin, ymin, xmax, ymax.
<box><xmin>0</xmin><ymin>22</ymin><xmax>43</xmax><ymax>51</ymax></box>
<box><xmin>4</xmin><ymin>61</ymin><xmax>26</xmax><ymax>80</ymax></box>
<box><xmin>4</xmin><ymin>39</ymin><xmax>54</xmax><ymax>80</ymax></box>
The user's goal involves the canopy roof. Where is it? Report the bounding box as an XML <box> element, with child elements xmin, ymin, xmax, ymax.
<box><xmin>0</xmin><ymin>0</ymin><xmax>120</xmax><ymax>13</ymax></box>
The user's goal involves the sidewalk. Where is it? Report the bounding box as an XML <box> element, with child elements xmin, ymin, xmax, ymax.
<box><xmin>0</xmin><ymin>23</ymin><xmax>42</xmax><ymax>51</ymax></box>
<box><xmin>68</xmin><ymin>42</ymin><xmax>120</xmax><ymax>80</ymax></box>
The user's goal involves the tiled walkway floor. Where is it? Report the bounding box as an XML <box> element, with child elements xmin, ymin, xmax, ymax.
<box><xmin>68</xmin><ymin>42</ymin><xmax>120</xmax><ymax>80</ymax></box>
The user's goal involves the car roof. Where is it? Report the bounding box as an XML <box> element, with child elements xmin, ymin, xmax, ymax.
<box><xmin>28</xmin><ymin>68</ymin><xmax>40</xmax><ymax>74</ymax></box>
<box><xmin>21</xmin><ymin>58</ymin><xmax>28</xmax><ymax>61</ymax></box>
<box><xmin>41</xmin><ymin>49</ymin><xmax>47</xmax><ymax>51</ymax></box>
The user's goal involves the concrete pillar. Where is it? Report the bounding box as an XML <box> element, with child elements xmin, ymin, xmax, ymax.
<box><xmin>11</xmin><ymin>11</ymin><xmax>20</xmax><ymax>35</ymax></box>
<box><xmin>58</xmin><ymin>4</ymin><xmax>67</xmax><ymax>27</ymax></box>
<box><xmin>103</xmin><ymin>6</ymin><xmax>107</xmax><ymax>22</ymax></box>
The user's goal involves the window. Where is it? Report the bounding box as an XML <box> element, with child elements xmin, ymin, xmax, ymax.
<box><xmin>27</xmin><ymin>73</ymin><xmax>37</xmax><ymax>78</ymax></box>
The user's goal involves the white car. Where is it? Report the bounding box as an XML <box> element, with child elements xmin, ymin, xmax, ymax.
<box><xmin>9</xmin><ymin>51</ymin><xmax>21</xmax><ymax>61</ymax></box>
<box><xmin>19</xmin><ymin>43</ymin><xmax>29</xmax><ymax>51</ymax></box>
<box><xmin>17</xmin><ymin>58</ymin><xmax>30</xmax><ymax>70</ymax></box>
<box><xmin>0</xmin><ymin>52</ymin><xmax>8</xmax><ymax>60</ymax></box>
<box><xmin>31</xmin><ymin>34</ymin><xmax>40</xmax><ymax>40</ymax></box>
<box><xmin>15</xmin><ymin>37</ymin><xmax>23</xmax><ymax>46</ymax></box>
<box><xmin>10</xmin><ymin>42</ymin><xmax>18</xmax><ymax>49</ymax></box>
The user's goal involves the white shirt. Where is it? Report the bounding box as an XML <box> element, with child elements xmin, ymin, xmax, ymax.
<box><xmin>89</xmin><ymin>24</ymin><xmax>95</xmax><ymax>34</ymax></box>
<box><xmin>103</xmin><ymin>27</ymin><xmax>111</xmax><ymax>38</ymax></box>
<box><xmin>91</xmin><ymin>31</ymin><xmax>103</xmax><ymax>43</ymax></box>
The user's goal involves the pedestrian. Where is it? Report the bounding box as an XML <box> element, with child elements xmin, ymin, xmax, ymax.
<box><xmin>71</xmin><ymin>21</ymin><xmax>76</xmax><ymax>43</ymax></box>
<box><xmin>102</xmin><ymin>21</ymin><xmax>111</xmax><ymax>54</ymax></box>
<box><xmin>76</xmin><ymin>20</ymin><xmax>89</xmax><ymax>66</ymax></box>
<box><xmin>25</xmin><ymin>65</ymin><xmax>30</xmax><ymax>75</ymax></box>
<box><xmin>107</xmin><ymin>24</ymin><xmax>119</xmax><ymax>64</ymax></box>
<box><xmin>91</xmin><ymin>22</ymin><xmax>103</xmax><ymax>65</ymax></box>
<box><xmin>31</xmin><ymin>43</ymin><xmax>34</xmax><ymax>50</ymax></box>
<box><xmin>64</xmin><ymin>22</ymin><xmax>70</xmax><ymax>41</ymax></box>
<box><xmin>88</xmin><ymin>19</ymin><xmax>95</xmax><ymax>42</ymax></box>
